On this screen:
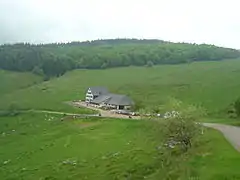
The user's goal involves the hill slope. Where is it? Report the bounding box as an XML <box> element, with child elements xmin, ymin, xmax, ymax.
<box><xmin>1</xmin><ymin>113</ymin><xmax>240</xmax><ymax>180</ymax></box>
<box><xmin>0</xmin><ymin>70</ymin><xmax>42</xmax><ymax>96</ymax></box>
<box><xmin>1</xmin><ymin>39</ymin><xmax>240</xmax><ymax>78</ymax></box>
<box><xmin>1</xmin><ymin>59</ymin><xmax>240</xmax><ymax>116</ymax></box>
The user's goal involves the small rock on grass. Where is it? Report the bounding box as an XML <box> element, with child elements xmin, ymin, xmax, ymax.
<box><xmin>3</xmin><ymin>159</ymin><xmax>11</xmax><ymax>165</ymax></box>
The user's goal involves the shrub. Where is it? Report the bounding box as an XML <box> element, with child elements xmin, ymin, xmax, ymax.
<box><xmin>162</xmin><ymin>114</ymin><xmax>201</xmax><ymax>152</ymax></box>
<box><xmin>43</xmin><ymin>76</ymin><xmax>50</xmax><ymax>81</ymax></box>
<box><xmin>32</xmin><ymin>66</ymin><xmax>44</xmax><ymax>76</ymax></box>
<box><xmin>7</xmin><ymin>103</ymin><xmax>20</xmax><ymax>116</ymax></box>
<box><xmin>146</xmin><ymin>60</ymin><xmax>154</xmax><ymax>67</ymax></box>
<box><xmin>155</xmin><ymin>101</ymin><xmax>204</xmax><ymax>178</ymax></box>
<box><xmin>160</xmin><ymin>98</ymin><xmax>205</xmax><ymax>152</ymax></box>
<box><xmin>234</xmin><ymin>98</ymin><xmax>240</xmax><ymax>117</ymax></box>
<box><xmin>131</xmin><ymin>100</ymin><xmax>144</xmax><ymax>111</ymax></box>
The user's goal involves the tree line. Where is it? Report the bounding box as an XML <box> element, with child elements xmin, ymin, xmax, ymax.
<box><xmin>0</xmin><ymin>39</ymin><xmax>240</xmax><ymax>78</ymax></box>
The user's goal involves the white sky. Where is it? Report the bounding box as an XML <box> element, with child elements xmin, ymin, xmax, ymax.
<box><xmin>0</xmin><ymin>0</ymin><xmax>239</xmax><ymax>48</ymax></box>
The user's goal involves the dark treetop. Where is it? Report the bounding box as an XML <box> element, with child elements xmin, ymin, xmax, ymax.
<box><xmin>1</xmin><ymin>39</ymin><xmax>239</xmax><ymax>78</ymax></box>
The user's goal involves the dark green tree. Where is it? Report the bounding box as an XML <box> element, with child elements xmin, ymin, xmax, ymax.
<box><xmin>32</xmin><ymin>66</ymin><xmax>44</xmax><ymax>76</ymax></box>
<box><xmin>234</xmin><ymin>98</ymin><xmax>240</xmax><ymax>117</ymax></box>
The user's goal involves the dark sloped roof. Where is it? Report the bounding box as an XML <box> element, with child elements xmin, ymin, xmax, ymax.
<box><xmin>106</xmin><ymin>94</ymin><xmax>134</xmax><ymax>106</ymax></box>
<box><xmin>91</xmin><ymin>94</ymin><xmax>111</xmax><ymax>104</ymax></box>
<box><xmin>92</xmin><ymin>93</ymin><xmax>134</xmax><ymax>106</ymax></box>
<box><xmin>88</xmin><ymin>86</ymin><xmax>108</xmax><ymax>96</ymax></box>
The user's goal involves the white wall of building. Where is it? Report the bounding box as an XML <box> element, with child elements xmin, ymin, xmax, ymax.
<box><xmin>85</xmin><ymin>89</ymin><xmax>93</xmax><ymax>102</ymax></box>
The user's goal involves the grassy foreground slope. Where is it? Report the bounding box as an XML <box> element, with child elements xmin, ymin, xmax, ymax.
<box><xmin>0</xmin><ymin>113</ymin><xmax>162</xmax><ymax>180</ymax></box>
<box><xmin>1</xmin><ymin>59</ymin><xmax>240</xmax><ymax>116</ymax></box>
<box><xmin>148</xmin><ymin>128</ymin><xmax>240</xmax><ymax>180</ymax></box>
<box><xmin>0</xmin><ymin>70</ymin><xmax>42</xmax><ymax>96</ymax></box>
<box><xmin>1</xmin><ymin>113</ymin><xmax>240</xmax><ymax>180</ymax></box>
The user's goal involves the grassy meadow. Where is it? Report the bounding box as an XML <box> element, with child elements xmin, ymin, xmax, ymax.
<box><xmin>1</xmin><ymin>113</ymin><xmax>240</xmax><ymax>180</ymax></box>
<box><xmin>0</xmin><ymin>70</ymin><xmax>42</xmax><ymax>96</ymax></box>
<box><xmin>1</xmin><ymin>59</ymin><xmax>240</xmax><ymax>116</ymax></box>
<box><xmin>1</xmin><ymin>59</ymin><xmax>240</xmax><ymax>179</ymax></box>
<box><xmin>0</xmin><ymin>113</ymin><xmax>162</xmax><ymax>180</ymax></box>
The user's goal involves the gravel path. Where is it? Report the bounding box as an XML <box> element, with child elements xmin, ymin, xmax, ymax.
<box><xmin>69</xmin><ymin>101</ymin><xmax>141</xmax><ymax>120</ymax></box>
<box><xmin>30</xmin><ymin>110</ymin><xmax>99</xmax><ymax>117</ymax></box>
<box><xmin>203</xmin><ymin>123</ymin><xmax>240</xmax><ymax>152</ymax></box>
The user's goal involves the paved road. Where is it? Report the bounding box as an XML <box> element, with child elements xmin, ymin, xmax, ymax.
<box><xmin>203</xmin><ymin>123</ymin><xmax>240</xmax><ymax>152</ymax></box>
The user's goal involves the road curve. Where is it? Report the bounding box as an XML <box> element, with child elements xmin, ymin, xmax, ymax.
<box><xmin>203</xmin><ymin>123</ymin><xmax>240</xmax><ymax>152</ymax></box>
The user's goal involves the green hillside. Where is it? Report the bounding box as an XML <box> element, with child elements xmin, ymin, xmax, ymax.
<box><xmin>1</xmin><ymin>57</ymin><xmax>240</xmax><ymax>179</ymax></box>
<box><xmin>1</xmin><ymin>113</ymin><xmax>240</xmax><ymax>180</ymax></box>
<box><xmin>0</xmin><ymin>70</ymin><xmax>42</xmax><ymax>96</ymax></box>
<box><xmin>1</xmin><ymin>59</ymin><xmax>240</xmax><ymax>116</ymax></box>
<box><xmin>1</xmin><ymin>39</ymin><xmax>240</xmax><ymax>78</ymax></box>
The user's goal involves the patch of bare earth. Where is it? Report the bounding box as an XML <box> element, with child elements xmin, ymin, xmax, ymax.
<box><xmin>71</xmin><ymin>101</ymin><xmax>141</xmax><ymax>120</ymax></box>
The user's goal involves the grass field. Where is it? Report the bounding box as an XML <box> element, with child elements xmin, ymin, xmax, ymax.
<box><xmin>188</xmin><ymin>129</ymin><xmax>240</xmax><ymax>180</ymax></box>
<box><xmin>0</xmin><ymin>70</ymin><xmax>93</xmax><ymax>114</ymax></box>
<box><xmin>149</xmin><ymin>128</ymin><xmax>240</xmax><ymax>180</ymax></box>
<box><xmin>202</xmin><ymin>117</ymin><xmax>240</xmax><ymax>126</ymax></box>
<box><xmin>1</xmin><ymin>59</ymin><xmax>240</xmax><ymax>116</ymax></box>
<box><xmin>0</xmin><ymin>113</ymin><xmax>240</xmax><ymax>180</ymax></box>
<box><xmin>0</xmin><ymin>113</ymin><xmax>162</xmax><ymax>180</ymax></box>
<box><xmin>1</xmin><ymin>59</ymin><xmax>240</xmax><ymax>179</ymax></box>
<box><xmin>0</xmin><ymin>70</ymin><xmax>42</xmax><ymax>96</ymax></box>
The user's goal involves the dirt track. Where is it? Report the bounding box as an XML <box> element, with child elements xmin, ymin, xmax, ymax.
<box><xmin>70</xmin><ymin>101</ymin><xmax>141</xmax><ymax>120</ymax></box>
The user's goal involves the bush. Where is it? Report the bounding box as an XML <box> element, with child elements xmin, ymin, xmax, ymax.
<box><xmin>43</xmin><ymin>76</ymin><xmax>50</xmax><ymax>81</ymax></box>
<box><xmin>162</xmin><ymin>114</ymin><xmax>201</xmax><ymax>152</ymax></box>
<box><xmin>131</xmin><ymin>100</ymin><xmax>144</xmax><ymax>111</ymax></box>
<box><xmin>146</xmin><ymin>60</ymin><xmax>154</xmax><ymax>67</ymax></box>
<box><xmin>32</xmin><ymin>66</ymin><xmax>44</xmax><ymax>76</ymax></box>
<box><xmin>234</xmin><ymin>98</ymin><xmax>240</xmax><ymax>117</ymax></box>
<box><xmin>163</xmin><ymin>97</ymin><xmax>206</xmax><ymax>118</ymax></box>
<box><xmin>152</xmin><ymin>106</ymin><xmax>161</xmax><ymax>114</ymax></box>
<box><xmin>160</xmin><ymin>98</ymin><xmax>205</xmax><ymax>152</ymax></box>
<box><xmin>155</xmin><ymin>101</ymin><xmax>204</xmax><ymax>178</ymax></box>
<box><xmin>0</xmin><ymin>104</ymin><xmax>21</xmax><ymax>117</ymax></box>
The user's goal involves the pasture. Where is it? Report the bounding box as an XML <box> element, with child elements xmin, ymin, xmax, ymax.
<box><xmin>1</xmin><ymin>59</ymin><xmax>240</xmax><ymax>179</ymax></box>
<box><xmin>0</xmin><ymin>113</ymin><xmax>162</xmax><ymax>180</ymax></box>
<box><xmin>0</xmin><ymin>113</ymin><xmax>240</xmax><ymax>180</ymax></box>
<box><xmin>1</xmin><ymin>59</ymin><xmax>240</xmax><ymax>116</ymax></box>
<box><xmin>0</xmin><ymin>70</ymin><xmax>42</xmax><ymax>96</ymax></box>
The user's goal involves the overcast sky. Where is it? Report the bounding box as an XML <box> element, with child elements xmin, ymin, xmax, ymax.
<box><xmin>0</xmin><ymin>0</ymin><xmax>239</xmax><ymax>48</ymax></box>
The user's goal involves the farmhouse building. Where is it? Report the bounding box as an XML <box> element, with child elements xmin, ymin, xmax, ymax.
<box><xmin>85</xmin><ymin>86</ymin><xmax>108</xmax><ymax>102</ymax></box>
<box><xmin>85</xmin><ymin>86</ymin><xmax>134</xmax><ymax>110</ymax></box>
